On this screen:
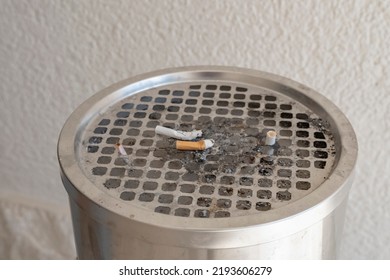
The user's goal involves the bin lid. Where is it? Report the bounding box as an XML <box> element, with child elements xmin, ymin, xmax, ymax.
<box><xmin>58</xmin><ymin>66</ymin><xmax>357</xmax><ymax>228</ymax></box>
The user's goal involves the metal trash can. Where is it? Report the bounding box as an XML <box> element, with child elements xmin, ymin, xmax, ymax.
<box><xmin>57</xmin><ymin>66</ymin><xmax>357</xmax><ymax>259</ymax></box>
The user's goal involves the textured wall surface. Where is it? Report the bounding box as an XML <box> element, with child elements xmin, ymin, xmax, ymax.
<box><xmin>0</xmin><ymin>0</ymin><xmax>389</xmax><ymax>259</ymax></box>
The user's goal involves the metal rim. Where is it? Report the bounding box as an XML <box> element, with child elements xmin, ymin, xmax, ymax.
<box><xmin>58</xmin><ymin>66</ymin><xmax>358</xmax><ymax>231</ymax></box>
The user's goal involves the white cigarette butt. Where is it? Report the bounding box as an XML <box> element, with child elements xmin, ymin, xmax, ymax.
<box><xmin>115</xmin><ymin>143</ymin><xmax>127</xmax><ymax>156</ymax></box>
<box><xmin>265</xmin><ymin>130</ymin><xmax>277</xmax><ymax>146</ymax></box>
<box><xmin>155</xmin><ymin>125</ymin><xmax>202</xmax><ymax>140</ymax></box>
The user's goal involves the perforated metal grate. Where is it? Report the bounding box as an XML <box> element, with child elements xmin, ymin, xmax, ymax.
<box><xmin>80</xmin><ymin>82</ymin><xmax>336</xmax><ymax>218</ymax></box>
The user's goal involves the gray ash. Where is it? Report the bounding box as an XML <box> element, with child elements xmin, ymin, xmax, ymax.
<box><xmin>309</xmin><ymin>118</ymin><xmax>331</xmax><ymax>135</ymax></box>
<box><xmin>194</xmin><ymin>150</ymin><xmax>209</xmax><ymax>163</ymax></box>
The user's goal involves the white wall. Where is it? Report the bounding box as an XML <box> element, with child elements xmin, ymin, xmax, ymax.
<box><xmin>0</xmin><ymin>0</ymin><xmax>389</xmax><ymax>259</ymax></box>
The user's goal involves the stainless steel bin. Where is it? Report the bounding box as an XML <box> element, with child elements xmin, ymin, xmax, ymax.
<box><xmin>58</xmin><ymin>66</ymin><xmax>357</xmax><ymax>259</ymax></box>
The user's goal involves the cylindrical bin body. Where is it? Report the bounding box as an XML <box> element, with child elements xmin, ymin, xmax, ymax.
<box><xmin>58</xmin><ymin>66</ymin><xmax>357</xmax><ymax>259</ymax></box>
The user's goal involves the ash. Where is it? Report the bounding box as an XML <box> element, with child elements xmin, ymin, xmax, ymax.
<box><xmin>157</xmin><ymin>116</ymin><xmax>276</xmax><ymax>180</ymax></box>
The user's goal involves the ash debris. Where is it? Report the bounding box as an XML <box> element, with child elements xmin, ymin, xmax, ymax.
<box><xmin>309</xmin><ymin>118</ymin><xmax>331</xmax><ymax>135</ymax></box>
<box><xmin>156</xmin><ymin>116</ymin><xmax>281</xmax><ymax>182</ymax></box>
<box><xmin>154</xmin><ymin>111</ymin><xmax>334</xmax><ymax>186</ymax></box>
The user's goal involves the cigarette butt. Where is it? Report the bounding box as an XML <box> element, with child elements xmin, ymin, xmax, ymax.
<box><xmin>265</xmin><ymin>131</ymin><xmax>277</xmax><ymax>146</ymax></box>
<box><xmin>176</xmin><ymin>140</ymin><xmax>215</xmax><ymax>151</ymax></box>
<box><xmin>155</xmin><ymin>125</ymin><xmax>202</xmax><ymax>140</ymax></box>
<box><xmin>115</xmin><ymin>143</ymin><xmax>127</xmax><ymax>156</ymax></box>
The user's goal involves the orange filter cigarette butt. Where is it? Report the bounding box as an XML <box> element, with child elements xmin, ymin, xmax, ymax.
<box><xmin>176</xmin><ymin>140</ymin><xmax>215</xmax><ymax>151</ymax></box>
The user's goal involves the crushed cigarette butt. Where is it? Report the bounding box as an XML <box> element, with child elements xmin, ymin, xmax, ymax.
<box><xmin>155</xmin><ymin>125</ymin><xmax>202</xmax><ymax>140</ymax></box>
<box><xmin>115</xmin><ymin>143</ymin><xmax>127</xmax><ymax>156</ymax></box>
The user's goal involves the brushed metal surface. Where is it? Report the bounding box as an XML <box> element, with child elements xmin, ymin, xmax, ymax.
<box><xmin>58</xmin><ymin>66</ymin><xmax>357</xmax><ymax>259</ymax></box>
